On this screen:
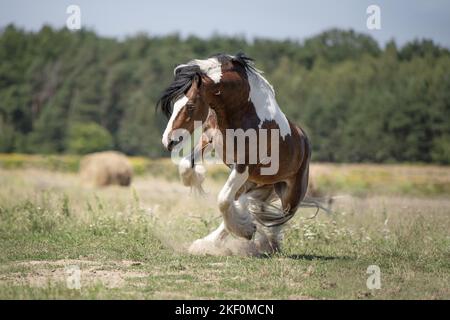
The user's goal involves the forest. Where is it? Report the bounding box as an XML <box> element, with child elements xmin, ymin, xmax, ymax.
<box><xmin>1</xmin><ymin>24</ymin><xmax>449</xmax><ymax>163</ymax></box>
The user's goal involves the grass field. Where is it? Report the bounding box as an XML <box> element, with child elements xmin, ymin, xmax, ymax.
<box><xmin>0</xmin><ymin>157</ymin><xmax>449</xmax><ymax>299</ymax></box>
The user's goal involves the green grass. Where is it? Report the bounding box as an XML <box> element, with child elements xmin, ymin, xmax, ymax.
<box><xmin>0</xmin><ymin>168</ymin><xmax>449</xmax><ymax>299</ymax></box>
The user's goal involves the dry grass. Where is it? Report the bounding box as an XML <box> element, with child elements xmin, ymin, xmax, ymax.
<box><xmin>0</xmin><ymin>164</ymin><xmax>449</xmax><ymax>299</ymax></box>
<box><xmin>310</xmin><ymin>163</ymin><xmax>450</xmax><ymax>196</ymax></box>
<box><xmin>2</xmin><ymin>154</ymin><xmax>450</xmax><ymax>196</ymax></box>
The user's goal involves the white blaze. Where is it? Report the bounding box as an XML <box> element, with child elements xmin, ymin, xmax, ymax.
<box><xmin>162</xmin><ymin>95</ymin><xmax>189</xmax><ymax>148</ymax></box>
<box><xmin>247</xmin><ymin>71</ymin><xmax>291</xmax><ymax>139</ymax></box>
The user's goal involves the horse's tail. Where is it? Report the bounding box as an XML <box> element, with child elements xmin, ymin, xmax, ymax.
<box><xmin>247</xmin><ymin>195</ymin><xmax>331</xmax><ymax>228</ymax></box>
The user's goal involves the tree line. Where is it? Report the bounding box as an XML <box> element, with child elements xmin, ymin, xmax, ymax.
<box><xmin>1</xmin><ymin>25</ymin><xmax>449</xmax><ymax>163</ymax></box>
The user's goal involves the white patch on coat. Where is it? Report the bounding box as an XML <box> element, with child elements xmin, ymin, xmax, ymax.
<box><xmin>162</xmin><ymin>95</ymin><xmax>188</xmax><ymax>148</ymax></box>
<box><xmin>246</xmin><ymin>70</ymin><xmax>291</xmax><ymax>139</ymax></box>
<box><xmin>217</xmin><ymin>167</ymin><xmax>249</xmax><ymax>207</ymax></box>
<box><xmin>174</xmin><ymin>57</ymin><xmax>222</xmax><ymax>83</ymax></box>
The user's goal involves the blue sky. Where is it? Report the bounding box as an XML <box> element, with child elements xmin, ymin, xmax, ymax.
<box><xmin>1</xmin><ymin>0</ymin><xmax>450</xmax><ymax>47</ymax></box>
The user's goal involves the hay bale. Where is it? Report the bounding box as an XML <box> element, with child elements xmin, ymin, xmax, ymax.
<box><xmin>79</xmin><ymin>151</ymin><xmax>133</xmax><ymax>187</ymax></box>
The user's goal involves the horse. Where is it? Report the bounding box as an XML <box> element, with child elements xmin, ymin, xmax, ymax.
<box><xmin>157</xmin><ymin>53</ymin><xmax>311</xmax><ymax>255</ymax></box>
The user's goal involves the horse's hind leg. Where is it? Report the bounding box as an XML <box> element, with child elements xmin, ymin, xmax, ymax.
<box><xmin>238</xmin><ymin>184</ymin><xmax>284</xmax><ymax>253</ymax></box>
<box><xmin>275</xmin><ymin>160</ymin><xmax>310</xmax><ymax>217</ymax></box>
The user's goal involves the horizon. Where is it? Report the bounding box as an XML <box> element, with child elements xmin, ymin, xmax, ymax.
<box><xmin>1</xmin><ymin>0</ymin><xmax>450</xmax><ymax>48</ymax></box>
<box><xmin>2</xmin><ymin>23</ymin><xmax>447</xmax><ymax>51</ymax></box>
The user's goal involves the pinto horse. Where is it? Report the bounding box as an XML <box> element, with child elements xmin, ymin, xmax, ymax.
<box><xmin>157</xmin><ymin>53</ymin><xmax>311</xmax><ymax>254</ymax></box>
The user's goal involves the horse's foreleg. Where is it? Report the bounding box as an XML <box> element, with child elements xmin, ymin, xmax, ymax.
<box><xmin>188</xmin><ymin>222</ymin><xmax>229</xmax><ymax>255</ymax></box>
<box><xmin>178</xmin><ymin>136</ymin><xmax>207</xmax><ymax>193</ymax></box>
<box><xmin>202</xmin><ymin>222</ymin><xmax>228</xmax><ymax>242</ymax></box>
<box><xmin>218</xmin><ymin>166</ymin><xmax>256</xmax><ymax>240</ymax></box>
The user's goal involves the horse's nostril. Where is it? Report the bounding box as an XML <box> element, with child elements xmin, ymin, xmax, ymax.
<box><xmin>167</xmin><ymin>140</ymin><xmax>175</xmax><ymax>151</ymax></box>
<box><xmin>167</xmin><ymin>138</ymin><xmax>182</xmax><ymax>151</ymax></box>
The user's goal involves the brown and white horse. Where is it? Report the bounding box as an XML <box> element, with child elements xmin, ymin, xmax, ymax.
<box><xmin>157</xmin><ymin>53</ymin><xmax>311</xmax><ymax>255</ymax></box>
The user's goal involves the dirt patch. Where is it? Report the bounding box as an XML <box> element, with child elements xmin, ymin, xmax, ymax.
<box><xmin>0</xmin><ymin>259</ymin><xmax>147</xmax><ymax>289</ymax></box>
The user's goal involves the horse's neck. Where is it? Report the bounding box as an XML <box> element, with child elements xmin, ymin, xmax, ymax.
<box><xmin>212</xmin><ymin>100</ymin><xmax>253</xmax><ymax>133</ymax></box>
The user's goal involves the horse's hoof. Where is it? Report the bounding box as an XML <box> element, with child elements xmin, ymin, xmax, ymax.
<box><xmin>188</xmin><ymin>239</ymin><xmax>231</xmax><ymax>256</ymax></box>
<box><xmin>188</xmin><ymin>239</ymin><xmax>207</xmax><ymax>255</ymax></box>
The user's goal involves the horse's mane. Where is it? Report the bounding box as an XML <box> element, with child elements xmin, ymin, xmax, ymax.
<box><xmin>213</xmin><ymin>52</ymin><xmax>268</xmax><ymax>81</ymax></box>
<box><xmin>229</xmin><ymin>52</ymin><xmax>257</xmax><ymax>72</ymax></box>
<box><xmin>231</xmin><ymin>53</ymin><xmax>275</xmax><ymax>95</ymax></box>
<box><xmin>156</xmin><ymin>65</ymin><xmax>201</xmax><ymax>118</ymax></box>
<box><xmin>156</xmin><ymin>52</ymin><xmax>273</xmax><ymax>118</ymax></box>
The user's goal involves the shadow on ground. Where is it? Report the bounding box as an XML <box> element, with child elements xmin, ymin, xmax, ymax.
<box><xmin>286</xmin><ymin>254</ymin><xmax>353</xmax><ymax>261</ymax></box>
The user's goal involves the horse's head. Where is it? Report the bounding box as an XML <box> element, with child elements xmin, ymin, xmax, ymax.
<box><xmin>157</xmin><ymin>53</ymin><xmax>263</xmax><ymax>151</ymax></box>
<box><xmin>158</xmin><ymin>66</ymin><xmax>210</xmax><ymax>151</ymax></box>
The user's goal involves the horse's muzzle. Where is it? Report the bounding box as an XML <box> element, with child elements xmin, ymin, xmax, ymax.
<box><xmin>167</xmin><ymin>136</ymin><xmax>183</xmax><ymax>151</ymax></box>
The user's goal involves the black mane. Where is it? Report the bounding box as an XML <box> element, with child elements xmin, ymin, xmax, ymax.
<box><xmin>230</xmin><ymin>52</ymin><xmax>258</xmax><ymax>73</ymax></box>
<box><xmin>156</xmin><ymin>65</ymin><xmax>201</xmax><ymax>118</ymax></box>
<box><xmin>209</xmin><ymin>52</ymin><xmax>258</xmax><ymax>73</ymax></box>
<box><xmin>156</xmin><ymin>53</ymin><xmax>256</xmax><ymax>118</ymax></box>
